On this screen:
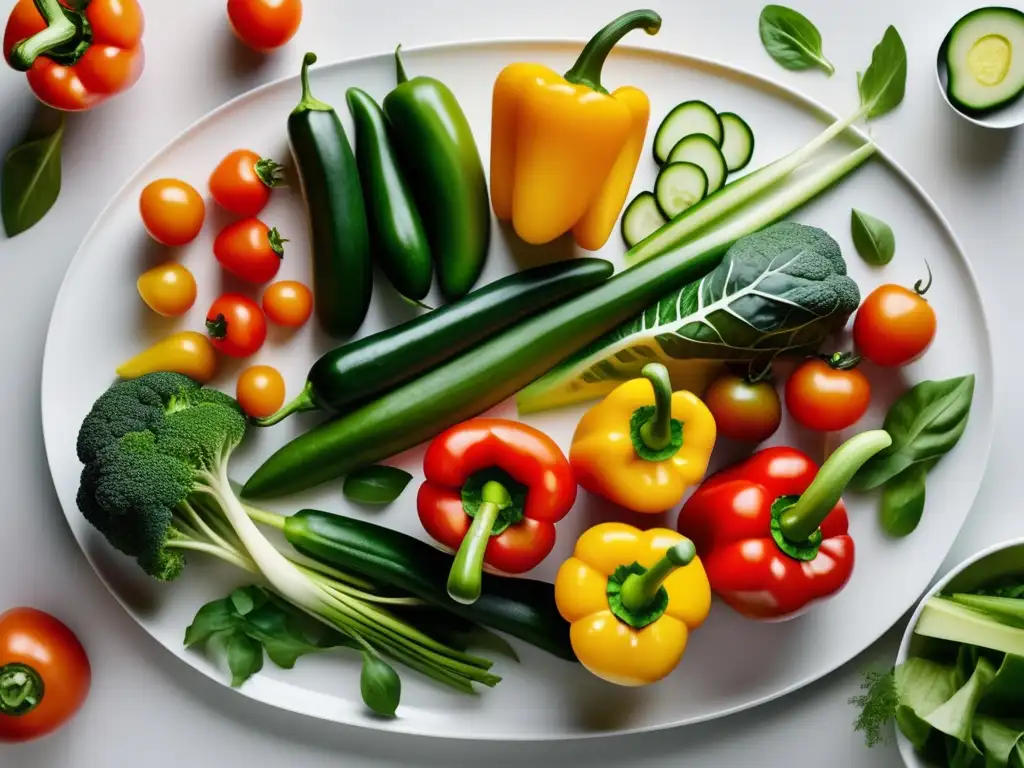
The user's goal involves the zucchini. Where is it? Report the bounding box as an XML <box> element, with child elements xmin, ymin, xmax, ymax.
<box><xmin>654</xmin><ymin>162</ymin><xmax>708</xmax><ymax>219</ymax></box>
<box><xmin>719</xmin><ymin>112</ymin><xmax>755</xmax><ymax>172</ymax></box>
<box><xmin>653</xmin><ymin>100</ymin><xmax>723</xmax><ymax>164</ymax></box>
<box><xmin>667</xmin><ymin>134</ymin><xmax>728</xmax><ymax>194</ymax></box>
<box><xmin>620</xmin><ymin>191</ymin><xmax>667</xmax><ymax>248</ymax></box>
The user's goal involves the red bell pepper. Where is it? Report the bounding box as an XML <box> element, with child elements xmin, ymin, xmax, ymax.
<box><xmin>417</xmin><ymin>418</ymin><xmax>576</xmax><ymax>605</ymax></box>
<box><xmin>677</xmin><ymin>430</ymin><xmax>891</xmax><ymax>620</ymax></box>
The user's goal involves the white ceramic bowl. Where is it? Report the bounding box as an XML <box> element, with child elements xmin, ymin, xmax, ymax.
<box><xmin>935</xmin><ymin>23</ymin><xmax>1024</xmax><ymax>130</ymax></box>
<box><xmin>896</xmin><ymin>537</ymin><xmax>1024</xmax><ymax>766</ymax></box>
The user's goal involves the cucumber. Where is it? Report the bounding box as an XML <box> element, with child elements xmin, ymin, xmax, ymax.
<box><xmin>653</xmin><ymin>101</ymin><xmax>723</xmax><ymax>164</ymax></box>
<box><xmin>654</xmin><ymin>162</ymin><xmax>709</xmax><ymax>219</ymax></box>
<box><xmin>621</xmin><ymin>192</ymin><xmax>667</xmax><ymax>248</ymax></box>
<box><xmin>944</xmin><ymin>7</ymin><xmax>1024</xmax><ymax>114</ymax></box>
<box><xmin>719</xmin><ymin>112</ymin><xmax>755</xmax><ymax>172</ymax></box>
<box><xmin>667</xmin><ymin>134</ymin><xmax>728</xmax><ymax>194</ymax></box>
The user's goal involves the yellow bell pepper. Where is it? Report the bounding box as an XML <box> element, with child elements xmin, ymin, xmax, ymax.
<box><xmin>569</xmin><ymin>363</ymin><xmax>716</xmax><ymax>514</ymax></box>
<box><xmin>489</xmin><ymin>10</ymin><xmax>661</xmax><ymax>249</ymax></box>
<box><xmin>555</xmin><ymin>522</ymin><xmax>711</xmax><ymax>686</ymax></box>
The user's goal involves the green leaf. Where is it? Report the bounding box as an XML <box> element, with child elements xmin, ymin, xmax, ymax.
<box><xmin>1</xmin><ymin>114</ymin><xmax>64</xmax><ymax>237</ymax></box>
<box><xmin>973</xmin><ymin>716</ymin><xmax>1024</xmax><ymax>768</ymax></box>
<box><xmin>342</xmin><ymin>465</ymin><xmax>413</xmax><ymax>506</ymax></box>
<box><xmin>360</xmin><ymin>651</ymin><xmax>401</xmax><ymax>717</ymax></box>
<box><xmin>226</xmin><ymin>633</ymin><xmax>264</xmax><ymax>687</ymax></box>
<box><xmin>895</xmin><ymin>657</ymin><xmax>960</xmax><ymax>751</ymax></box>
<box><xmin>184</xmin><ymin>597</ymin><xmax>236</xmax><ymax>647</ymax></box>
<box><xmin>857</xmin><ymin>25</ymin><xmax>908</xmax><ymax>120</ymax></box>
<box><xmin>758</xmin><ymin>5</ymin><xmax>835</xmax><ymax>76</ymax></box>
<box><xmin>230</xmin><ymin>587</ymin><xmax>257</xmax><ymax>616</ymax></box>
<box><xmin>879</xmin><ymin>462</ymin><xmax>930</xmax><ymax>538</ymax></box>
<box><xmin>923</xmin><ymin>657</ymin><xmax>996</xmax><ymax>762</ymax></box>
<box><xmin>853</xmin><ymin>375</ymin><xmax>976</xmax><ymax>491</ymax></box>
<box><xmin>851</xmin><ymin>209</ymin><xmax>896</xmax><ymax>266</ymax></box>
<box><xmin>981</xmin><ymin>655</ymin><xmax>1024</xmax><ymax>715</ymax></box>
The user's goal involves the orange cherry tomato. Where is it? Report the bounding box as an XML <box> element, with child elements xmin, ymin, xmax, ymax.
<box><xmin>206</xmin><ymin>294</ymin><xmax>267</xmax><ymax>358</ymax></box>
<box><xmin>227</xmin><ymin>0</ymin><xmax>302</xmax><ymax>51</ymax></box>
<box><xmin>236</xmin><ymin>365</ymin><xmax>286</xmax><ymax>419</ymax></box>
<box><xmin>705</xmin><ymin>373</ymin><xmax>782</xmax><ymax>443</ymax></box>
<box><xmin>0</xmin><ymin>608</ymin><xmax>90</xmax><ymax>743</ymax></box>
<box><xmin>854</xmin><ymin>271</ymin><xmax>937</xmax><ymax>368</ymax></box>
<box><xmin>262</xmin><ymin>280</ymin><xmax>313</xmax><ymax>328</ymax></box>
<box><xmin>136</xmin><ymin>263</ymin><xmax>197</xmax><ymax>317</ymax></box>
<box><xmin>209</xmin><ymin>149</ymin><xmax>283</xmax><ymax>217</ymax></box>
<box><xmin>214</xmin><ymin>218</ymin><xmax>285</xmax><ymax>284</ymax></box>
<box><xmin>785</xmin><ymin>354</ymin><xmax>871</xmax><ymax>433</ymax></box>
<box><xmin>139</xmin><ymin>178</ymin><xmax>205</xmax><ymax>246</ymax></box>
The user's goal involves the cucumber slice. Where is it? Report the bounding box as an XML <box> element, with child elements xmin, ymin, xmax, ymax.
<box><xmin>666</xmin><ymin>134</ymin><xmax>728</xmax><ymax>194</ymax></box>
<box><xmin>654</xmin><ymin>162</ymin><xmax>708</xmax><ymax>219</ymax></box>
<box><xmin>719</xmin><ymin>112</ymin><xmax>755</xmax><ymax>172</ymax></box>
<box><xmin>621</xmin><ymin>192</ymin><xmax>667</xmax><ymax>248</ymax></box>
<box><xmin>653</xmin><ymin>101</ymin><xmax>723</xmax><ymax>164</ymax></box>
<box><xmin>944</xmin><ymin>7</ymin><xmax>1024</xmax><ymax>114</ymax></box>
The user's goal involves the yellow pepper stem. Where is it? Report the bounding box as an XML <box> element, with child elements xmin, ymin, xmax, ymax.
<box><xmin>563</xmin><ymin>10</ymin><xmax>662</xmax><ymax>94</ymax></box>
<box><xmin>638</xmin><ymin>363</ymin><xmax>674</xmax><ymax>452</ymax></box>
<box><xmin>447</xmin><ymin>481</ymin><xmax>511</xmax><ymax>606</ymax></box>
<box><xmin>619</xmin><ymin>540</ymin><xmax>696</xmax><ymax>614</ymax></box>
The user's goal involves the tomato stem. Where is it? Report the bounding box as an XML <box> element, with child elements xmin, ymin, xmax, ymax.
<box><xmin>914</xmin><ymin>261</ymin><xmax>933</xmax><ymax>297</ymax></box>
<box><xmin>0</xmin><ymin>663</ymin><xmax>44</xmax><ymax>716</ymax></box>
<box><xmin>820</xmin><ymin>351</ymin><xmax>861</xmax><ymax>371</ymax></box>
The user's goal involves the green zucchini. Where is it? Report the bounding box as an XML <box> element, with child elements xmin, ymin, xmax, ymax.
<box><xmin>719</xmin><ymin>112</ymin><xmax>755</xmax><ymax>172</ymax></box>
<box><xmin>654</xmin><ymin>161</ymin><xmax>708</xmax><ymax>218</ymax></box>
<box><xmin>282</xmin><ymin>510</ymin><xmax>576</xmax><ymax>661</ymax></box>
<box><xmin>288</xmin><ymin>53</ymin><xmax>372</xmax><ymax>338</ymax></box>
<box><xmin>666</xmin><ymin>134</ymin><xmax>728</xmax><ymax>194</ymax></box>
<box><xmin>620</xmin><ymin>192</ymin><xmax>667</xmax><ymax>248</ymax></box>
<box><xmin>653</xmin><ymin>100</ymin><xmax>723</xmax><ymax>163</ymax></box>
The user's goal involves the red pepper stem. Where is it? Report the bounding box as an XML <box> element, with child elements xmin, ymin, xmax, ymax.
<box><xmin>563</xmin><ymin>10</ymin><xmax>662</xmax><ymax>94</ymax></box>
<box><xmin>447</xmin><ymin>481</ymin><xmax>511</xmax><ymax>605</ymax></box>
<box><xmin>638</xmin><ymin>363</ymin><xmax>673</xmax><ymax>452</ymax></box>
<box><xmin>620</xmin><ymin>540</ymin><xmax>696</xmax><ymax>613</ymax></box>
<box><xmin>0</xmin><ymin>663</ymin><xmax>44</xmax><ymax>716</ymax></box>
<box><xmin>778</xmin><ymin>430</ymin><xmax>893</xmax><ymax>542</ymax></box>
<box><xmin>8</xmin><ymin>0</ymin><xmax>90</xmax><ymax>71</ymax></box>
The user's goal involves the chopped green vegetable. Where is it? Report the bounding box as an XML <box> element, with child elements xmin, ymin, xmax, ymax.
<box><xmin>342</xmin><ymin>465</ymin><xmax>412</xmax><ymax>505</ymax></box>
<box><xmin>758</xmin><ymin>5</ymin><xmax>835</xmax><ymax>76</ymax></box>
<box><xmin>851</xmin><ymin>208</ymin><xmax>896</xmax><ymax>266</ymax></box>
<box><xmin>950</xmin><ymin>594</ymin><xmax>1024</xmax><ymax>629</ymax></box>
<box><xmin>917</xmin><ymin>598</ymin><xmax>1024</xmax><ymax>659</ymax></box>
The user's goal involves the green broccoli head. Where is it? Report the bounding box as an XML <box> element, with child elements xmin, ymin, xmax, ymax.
<box><xmin>76</xmin><ymin>373</ymin><xmax>247</xmax><ymax>581</ymax></box>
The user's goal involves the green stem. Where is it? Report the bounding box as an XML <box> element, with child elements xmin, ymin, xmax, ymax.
<box><xmin>8</xmin><ymin>0</ymin><xmax>90</xmax><ymax>71</ymax></box>
<box><xmin>394</xmin><ymin>44</ymin><xmax>409</xmax><ymax>85</ymax></box>
<box><xmin>245</xmin><ymin>505</ymin><xmax>286</xmax><ymax>531</ymax></box>
<box><xmin>166</xmin><ymin>539</ymin><xmax>258</xmax><ymax>574</ymax></box>
<box><xmin>447</xmin><ymin>481</ymin><xmax>510</xmax><ymax>605</ymax></box>
<box><xmin>778</xmin><ymin>430</ymin><xmax>892</xmax><ymax>542</ymax></box>
<box><xmin>293</xmin><ymin>52</ymin><xmax>332</xmax><ymax>114</ymax></box>
<box><xmin>914</xmin><ymin>261</ymin><xmax>933</xmax><ymax>297</ymax></box>
<box><xmin>619</xmin><ymin>541</ymin><xmax>696</xmax><ymax>613</ymax></box>
<box><xmin>638</xmin><ymin>363</ymin><xmax>674</xmax><ymax>451</ymax></box>
<box><xmin>0</xmin><ymin>663</ymin><xmax>44</xmax><ymax>716</ymax></box>
<box><xmin>252</xmin><ymin>382</ymin><xmax>318</xmax><ymax>427</ymax></box>
<box><xmin>563</xmin><ymin>10</ymin><xmax>662</xmax><ymax>94</ymax></box>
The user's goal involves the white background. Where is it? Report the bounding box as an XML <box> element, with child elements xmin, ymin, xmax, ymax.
<box><xmin>0</xmin><ymin>0</ymin><xmax>1016</xmax><ymax>765</ymax></box>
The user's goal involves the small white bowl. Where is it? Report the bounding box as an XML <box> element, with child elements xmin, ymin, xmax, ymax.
<box><xmin>936</xmin><ymin>27</ymin><xmax>1024</xmax><ymax>130</ymax></box>
<box><xmin>895</xmin><ymin>537</ymin><xmax>1024</xmax><ymax>766</ymax></box>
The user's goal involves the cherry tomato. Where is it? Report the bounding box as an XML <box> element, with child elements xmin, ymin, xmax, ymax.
<box><xmin>206</xmin><ymin>294</ymin><xmax>267</xmax><ymax>358</ymax></box>
<box><xmin>262</xmin><ymin>280</ymin><xmax>313</xmax><ymax>328</ymax></box>
<box><xmin>214</xmin><ymin>218</ymin><xmax>285</xmax><ymax>284</ymax></box>
<box><xmin>139</xmin><ymin>178</ymin><xmax>205</xmax><ymax>246</ymax></box>
<box><xmin>236</xmin><ymin>365</ymin><xmax>286</xmax><ymax>419</ymax></box>
<box><xmin>227</xmin><ymin>0</ymin><xmax>302</xmax><ymax>51</ymax></box>
<box><xmin>705</xmin><ymin>373</ymin><xmax>782</xmax><ymax>443</ymax></box>
<box><xmin>854</xmin><ymin>270</ymin><xmax>937</xmax><ymax>368</ymax></box>
<box><xmin>785</xmin><ymin>354</ymin><xmax>871</xmax><ymax>432</ymax></box>
<box><xmin>136</xmin><ymin>263</ymin><xmax>197</xmax><ymax>317</ymax></box>
<box><xmin>209</xmin><ymin>149</ymin><xmax>283</xmax><ymax>217</ymax></box>
<box><xmin>0</xmin><ymin>608</ymin><xmax>90</xmax><ymax>743</ymax></box>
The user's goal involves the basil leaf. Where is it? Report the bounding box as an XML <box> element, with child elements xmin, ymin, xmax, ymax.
<box><xmin>879</xmin><ymin>462</ymin><xmax>930</xmax><ymax>538</ymax></box>
<box><xmin>360</xmin><ymin>651</ymin><xmax>401</xmax><ymax>717</ymax></box>
<box><xmin>758</xmin><ymin>5</ymin><xmax>834</xmax><ymax>76</ymax></box>
<box><xmin>230</xmin><ymin>587</ymin><xmax>257</xmax><ymax>616</ymax></box>
<box><xmin>851</xmin><ymin>209</ymin><xmax>896</xmax><ymax>266</ymax></box>
<box><xmin>226</xmin><ymin>633</ymin><xmax>264</xmax><ymax>687</ymax></box>
<box><xmin>343</xmin><ymin>465</ymin><xmax>413</xmax><ymax>505</ymax></box>
<box><xmin>1</xmin><ymin>115</ymin><xmax>64</xmax><ymax>237</ymax></box>
<box><xmin>184</xmin><ymin>597</ymin><xmax>236</xmax><ymax>647</ymax></box>
<box><xmin>858</xmin><ymin>25</ymin><xmax>908</xmax><ymax>120</ymax></box>
<box><xmin>853</xmin><ymin>375</ymin><xmax>975</xmax><ymax>491</ymax></box>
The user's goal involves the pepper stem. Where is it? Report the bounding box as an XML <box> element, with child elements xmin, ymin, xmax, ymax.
<box><xmin>619</xmin><ymin>540</ymin><xmax>696</xmax><ymax>613</ymax></box>
<box><xmin>395</xmin><ymin>45</ymin><xmax>409</xmax><ymax>85</ymax></box>
<box><xmin>447</xmin><ymin>481</ymin><xmax>510</xmax><ymax>605</ymax></box>
<box><xmin>563</xmin><ymin>10</ymin><xmax>662</xmax><ymax>94</ymax></box>
<box><xmin>293</xmin><ymin>52</ymin><xmax>332</xmax><ymax>114</ymax></box>
<box><xmin>0</xmin><ymin>663</ymin><xmax>44</xmax><ymax>716</ymax></box>
<box><xmin>8</xmin><ymin>0</ymin><xmax>91</xmax><ymax>71</ymax></box>
<box><xmin>638</xmin><ymin>363</ymin><xmax>673</xmax><ymax>452</ymax></box>
<box><xmin>778</xmin><ymin>430</ymin><xmax>892</xmax><ymax>542</ymax></box>
<box><xmin>252</xmin><ymin>381</ymin><xmax>318</xmax><ymax>427</ymax></box>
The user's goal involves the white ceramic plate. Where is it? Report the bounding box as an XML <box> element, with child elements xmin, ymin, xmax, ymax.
<box><xmin>42</xmin><ymin>41</ymin><xmax>994</xmax><ymax>740</ymax></box>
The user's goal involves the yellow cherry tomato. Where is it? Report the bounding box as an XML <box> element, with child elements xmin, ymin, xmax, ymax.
<box><xmin>236</xmin><ymin>365</ymin><xmax>285</xmax><ymax>419</ymax></box>
<box><xmin>137</xmin><ymin>263</ymin><xmax>198</xmax><ymax>317</ymax></box>
<box><xmin>116</xmin><ymin>332</ymin><xmax>218</xmax><ymax>383</ymax></box>
<box><xmin>139</xmin><ymin>179</ymin><xmax>206</xmax><ymax>246</ymax></box>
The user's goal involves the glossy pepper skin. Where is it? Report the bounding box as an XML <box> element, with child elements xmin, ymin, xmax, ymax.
<box><xmin>490</xmin><ymin>10</ymin><xmax>660</xmax><ymax>249</ymax></box>
<box><xmin>555</xmin><ymin>523</ymin><xmax>710</xmax><ymax>686</ymax></box>
<box><xmin>570</xmin><ymin>363</ymin><xmax>716</xmax><ymax>514</ymax></box>
<box><xmin>417</xmin><ymin>418</ymin><xmax>576</xmax><ymax>605</ymax></box>
<box><xmin>677</xmin><ymin>431</ymin><xmax>892</xmax><ymax>620</ymax></box>
<box><xmin>4</xmin><ymin>0</ymin><xmax>144</xmax><ymax>112</ymax></box>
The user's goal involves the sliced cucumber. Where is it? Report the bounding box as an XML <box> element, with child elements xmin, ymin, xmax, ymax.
<box><xmin>621</xmin><ymin>192</ymin><xmax>667</xmax><ymax>248</ymax></box>
<box><xmin>719</xmin><ymin>112</ymin><xmax>755</xmax><ymax>172</ymax></box>
<box><xmin>945</xmin><ymin>7</ymin><xmax>1024</xmax><ymax>114</ymax></box>
<box><xmin>653</xmin><ymin>101</ymin><xmax>723</xmax><ymax>164</ymax></box>
<box><xmin>667</xmin><ymin>134</ymin><xmax>728</xmax><ymax>194</ymax></box>
<box><xmin>654</xmin><ymin>162</ymin><xmax>708</xmax><ymax>219</ymax></box>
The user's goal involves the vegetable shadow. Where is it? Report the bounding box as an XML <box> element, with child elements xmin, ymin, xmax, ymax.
<box><xmin>496</xmin><ymin>220</ymin><xmax>575</xmax><ymax>272</ymax></box>
<box><xmin>939</xmin><ymin>113</ymin><xmax>1018</xmax><ymax>174</ymax></box>
<box><xmin>218</xmin><ymin>28</ymin><xmax>275</xmax><ymax>84</ymax></box>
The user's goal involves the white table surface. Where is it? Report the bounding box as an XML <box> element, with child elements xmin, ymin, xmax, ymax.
<box><xmin>0</xmin><ymin>0</ymin><xmax>1015</xmax><ymax>765</ymax></box>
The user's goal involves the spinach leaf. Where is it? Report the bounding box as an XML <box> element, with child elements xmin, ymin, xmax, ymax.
<box><xmin>853</xmin><ymin>375</ymin><xmax>975</xmax><ymax>491</ymax></box>
<box><xmin>1</xmin><ymin>114</ymin><xmax>64</xmax><ymax>237</ymax></box>
<box><xmin>880</xmin><ymin>462</ymin><xmax>930</xmax><ymax>538</ymax></box>
<box><xmin>360</xmin><ymin>650</ymin><xmax>401</xmax><ymax>717</ymax></box>
<box><xmin>226</xmin><ymin>633</ymin><xmax>264</xmax><ymax>687</ymax></box>
<box><xmin>343</xmin><ymin>465</ymin><xmax>413</xmax><ymax>505</ymax></box>
<box><xmin>851</xmin><ymin>209</ymin><xmax>896</xmax><ymax>266</ymax></box>
<box><xmin>858</xmin><ymin>25</ymin><xmax>908</xmax><ymax>120</ymax></box>
<box><xmin>758</xmin><ymin>5</ymin><xmax>834</xmax><ymax>76</ymax></box>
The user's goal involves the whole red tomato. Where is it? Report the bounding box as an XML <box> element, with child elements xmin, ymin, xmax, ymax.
<box><xmin>704</xmin><ymin>373</ymin><xmax>782</xmax><ymax>443</ymax></box>
<box><xmin>214</xmin><ymin>218</ymin><xmax>285</xmax><ymax>284</ymax></box>
<box><xmin>0</xmin><ymin>608</ymin><xmax>90</xmax><ymax>743</ymax></box>
<box><xmin>785</xmin><ymin>354</ymin><xmax>871</xmax><ymax>432</ymax></box>
<box><xmin>206</xmin><ymin>294</ymin><xmax>267</xmax><ymax>358</ymax></box>
<box><xmin>227</xmin><ymin>0</ymin><xmax>302</xmax><ymax>51</ymax></box>
<box><xmin>854</xmin><ymin>270</ymin><xmax>937</xmax><ymax>367</ymax></box>
<box><xmin>209</xmin><ymin>149</ymin><xmax>283</xmax><ymax>217</ymax></box>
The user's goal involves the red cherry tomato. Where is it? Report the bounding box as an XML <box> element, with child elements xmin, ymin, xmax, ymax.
<box><xmin>206</xmin><ymin>294</ymin><xmax>267</xmax><ymax>358</ymax></box>
<box><xmin>262</xmin><ymin>280</ymin><xmax>313</xmax><ymax>328</ymax></box>
<box><xmin>209</xmin><ymin>149</ymin><xmax>283</xmax><ymax>217</ymax></box>
<box><xmin>785</xmin><ymin>354</ymin><xmax>872</xmax><ymax>432</ymax></box>
<box><xmin>704</xmin><ymin>373</ymin><xmax>782</xmax><ymax>443</ymax></box>
<box><xmin>0</xmin><ymin>608</ymin><xmax>91</xmax><ymax>743</ymax></box>
<box><xmin>854</xmin><ymin>270</ymin><xmax>937</xmax><ymax>367</ymax></box>
<box><xmin>214</xmin><ymin>218</ymin><xmax>285</xmax><ymax>284</ymax></box>
<box><xmin>139</xmin><ymin>178</ymin><xmax>205</xmax><ymax>246</ymax></box>
<box><xmin>227</xmin><ymin>0</ymin><xmax>302</xmax><ymax>51</ymax></box>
